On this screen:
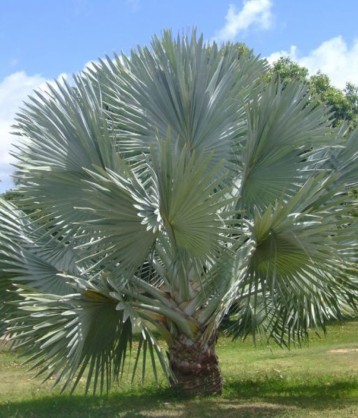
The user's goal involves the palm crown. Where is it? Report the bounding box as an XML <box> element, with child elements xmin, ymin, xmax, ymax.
<box><xmin>1</xmin><ymin>31</ymin><xmax>357</xmax><ymax>396</ymax></box>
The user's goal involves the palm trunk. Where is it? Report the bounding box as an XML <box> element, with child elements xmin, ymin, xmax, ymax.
<box><xmin>168</xmin><ymin>333</ymin><xmax>223</xmax><ymax>396</ymax></box>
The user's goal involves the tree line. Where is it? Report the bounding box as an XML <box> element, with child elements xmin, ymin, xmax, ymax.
<box><xmin>266</xmin><ymin>56</ymin><xmax>358</xmax><ymax>129</ymax></box>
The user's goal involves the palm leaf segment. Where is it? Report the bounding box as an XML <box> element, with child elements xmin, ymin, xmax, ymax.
<box><xmin>230</xmin><ymin>83</ymin><xmax>358</xmax><ymax>344</ymax></box>
<box><xmin>1</xmin><ymin>31</ymin><xmax>357</xmax><ymax>392</ymax></box>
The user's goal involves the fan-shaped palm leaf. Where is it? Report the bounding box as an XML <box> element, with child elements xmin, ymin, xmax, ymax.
<box><xmin>1</xmin><ymin>30</ymin><xmax>357</xmax><ymax>396</ymax></box>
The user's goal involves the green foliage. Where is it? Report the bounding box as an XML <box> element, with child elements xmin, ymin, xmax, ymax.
<box><xmin>268</xmin><ymin>57</ymin><xmax>358</xmax><ymax>128</ymax></box>
<box><xmin>266</xmin><ymin>56</ymin><xmax>308</xmax><ymax>83</ymax></box>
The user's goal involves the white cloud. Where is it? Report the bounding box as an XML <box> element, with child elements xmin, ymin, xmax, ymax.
<box><xmin>266</xmin><ymin>45</ymin><xmax>298</xmax><ymax>65</ymax></box>
<box><xmin>213</xmin><ymin>0</ymin><xmax>273</xmax><ymax>43</ymax></box>
<box><xmin>0</xmin><ymin>71</ymin><xmax>69</xmax><ymax>193</ymax></box>
<box><xmin>266</xmin><ymin>36</ymin><xmax>358</xmax><ymax>89</ymax></box>
<box><xmin>0</xmin><ymin>71</ymin><xmax>46</xmax><ymax>192</ymax></box>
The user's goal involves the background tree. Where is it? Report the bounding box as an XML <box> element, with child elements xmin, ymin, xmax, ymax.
<box><xmin>266</xmin><ymin>56</ymin><xmax>308</xmax><ymax>83</ymax></box>
<box><xmin>0</xmin><ymin>32</ymin><xmax>357</xmax><ymax>397</ymax></box>
<box><xmin>344</xmin><ymin>82</ymin><xmax>358</xmax><ymax>127</ymax></box>
<box><xmin>268</xmin><ymin>57</ymin><xmax>358</xmax><ymax>128</ymax></box>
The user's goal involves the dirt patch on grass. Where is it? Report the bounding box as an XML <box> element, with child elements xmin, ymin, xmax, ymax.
<box><xmin>328</xmin><ymin>348</ymin><xmax>358</xmax><ymax>353</ymax></box>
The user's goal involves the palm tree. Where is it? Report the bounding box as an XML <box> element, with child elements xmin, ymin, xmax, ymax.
<box><xmin>1</xmin><ymin>31</ymin><xmax>357</xmax><ymax>396</ymax></box>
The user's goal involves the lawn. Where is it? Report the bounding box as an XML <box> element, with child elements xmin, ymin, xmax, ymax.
<box><xmin>0</xmin><ymin>320</ymin><xmax>357</xmax><ymax>417</ymax></box>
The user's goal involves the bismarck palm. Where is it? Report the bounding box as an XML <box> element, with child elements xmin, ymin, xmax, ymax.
<box><xmin>1</xmin><ymin>32</ymin><xmax>357</xmax><ymax>396</ymax></box>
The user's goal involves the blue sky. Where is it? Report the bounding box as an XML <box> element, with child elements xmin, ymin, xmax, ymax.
<box><xmin>1</xmin><ymin>0</ymin><xmax>358</xmax><ymax>192</ymax></box>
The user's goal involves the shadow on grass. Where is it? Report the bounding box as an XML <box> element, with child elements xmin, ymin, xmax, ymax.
<box><xmin>0</xmin><ymin>377</ymin><xmax>357</xmax><ymax>418</ymax></box>
<box><xmin>224</xmin><ymin>376</ymin><xmax>358</xmax><ymax>413</ymax></box>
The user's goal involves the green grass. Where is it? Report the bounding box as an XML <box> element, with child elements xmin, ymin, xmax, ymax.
<box><xmin>0</xmin><ymin>320</ymin><xmax>357</xmax><ymax>417</ymax></box>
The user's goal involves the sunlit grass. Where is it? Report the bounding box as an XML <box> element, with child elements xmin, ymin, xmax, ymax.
<box><xmin>0</xmin><ymin>320</ymin><xmax>357</xmax><ymax>417</ymax></box>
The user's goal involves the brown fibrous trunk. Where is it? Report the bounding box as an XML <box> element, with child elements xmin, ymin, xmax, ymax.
<box><xmin>168</xmin><ymin>333</ymin><xmax>223</xmax><ymax>396</ymax></box>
